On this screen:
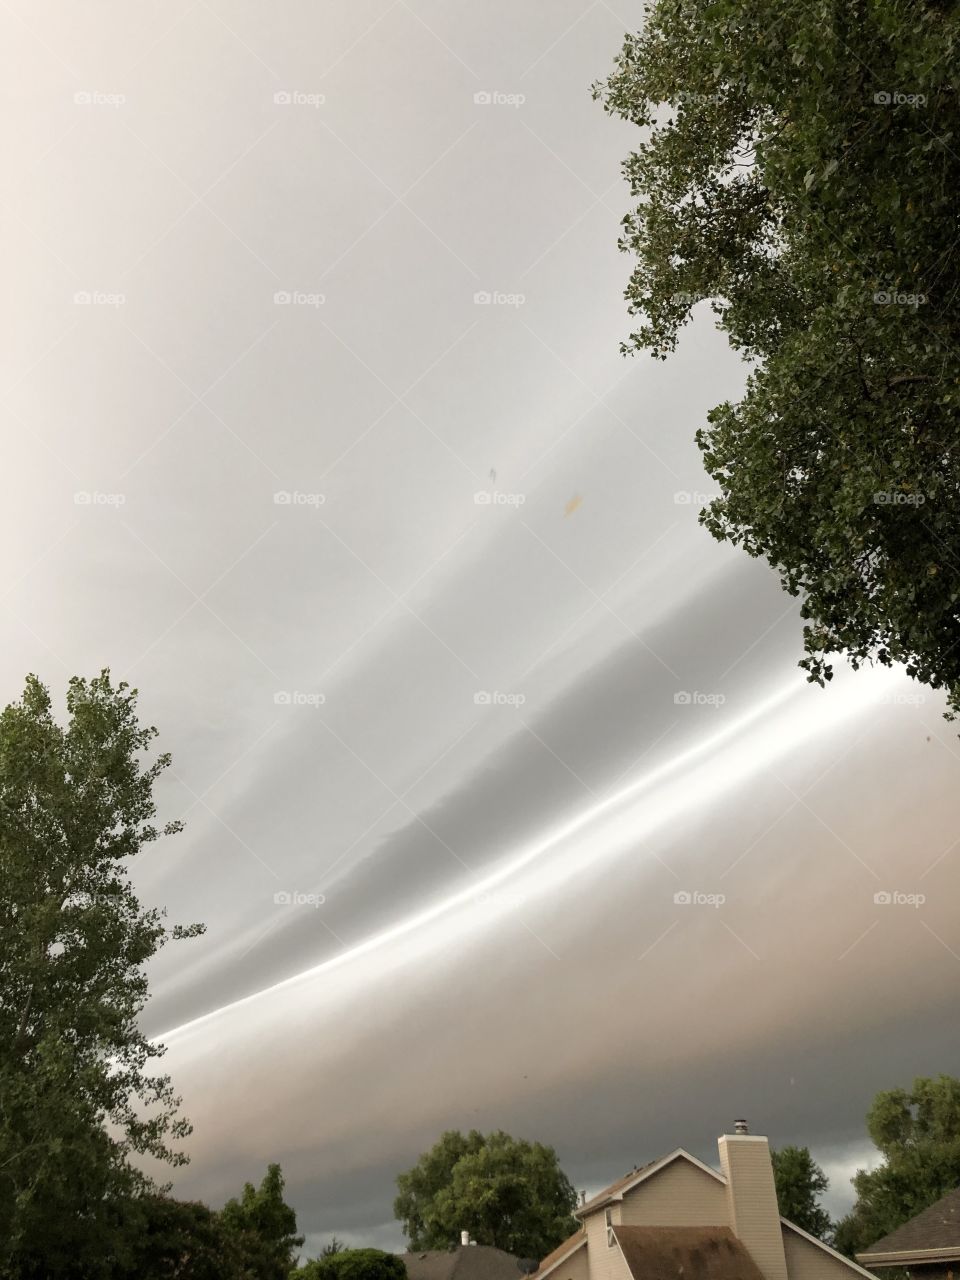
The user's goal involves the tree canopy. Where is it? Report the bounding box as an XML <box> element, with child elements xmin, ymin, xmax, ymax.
<box><xmin>0</xmin><ymin>672</ymin><xmax>204</xmax><ymax>1277</ymax></box>
<box><xmin>111</xmin><ymin>1194</ymin><xmax>249</xmax><ymax>1280</ymax></box>
<box><xmin>594</xmin><ymin>0</ymin><xmax>960</xmax><ymax>717</ymax></box>
<box><xmin>771</xmin><ymin>1146</ymin><xmax>832</xmax><ymax>1240</ymax></box>
<box><xmin>394</xmin><ymin>1129</ymin><xmax>577</xmax><ymax>1258</ymax></box>
<box><xmin>219</xmin><ymin>1162</ymin><xmax>304</xmax><ymax>1279</ymax></box>
<box><xmin>834</xmin><ymin>1074</ymin><xmax>960</xmax><ymax>1256</ymax></box>
<box><xmin>101</xmin><ymin>1167</ymin><xmax>303</xmax><ymax>1280</ymax></box>
<box><xmin>299</xmin><ymin>1247</ymin><xmax>408</xmax><ymax>1280</ymax></box>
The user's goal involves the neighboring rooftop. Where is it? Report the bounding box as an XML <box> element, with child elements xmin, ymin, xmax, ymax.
<box><xmin>402</xmin><ymin>1245</ymin><xmax>534</xmax><ymax>1280</ymax></box>
<box><xmin>857</xmin><ymin>1188</ymin><xmax>960</xmax><ymax>1264</ymax></box>
<box><xmin>613</xmin><ymin>1225</ymin><xmax>768</xmax><ymax>1280</ymax></box>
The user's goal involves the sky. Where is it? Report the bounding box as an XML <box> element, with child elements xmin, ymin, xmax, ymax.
<box><xmin>3</xmin><ymin>0</ymin><xmax>959</xmax><ymax>1259</ymax></box>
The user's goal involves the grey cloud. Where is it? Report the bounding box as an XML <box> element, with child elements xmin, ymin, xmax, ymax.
<box><xmin>5</xmin><ymin>0</ymin><xmax>958</xmax><ymax>1258</ymax></box>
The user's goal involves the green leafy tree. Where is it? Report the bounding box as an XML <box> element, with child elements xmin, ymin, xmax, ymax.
<box><xmin>394</xmin><ymin>1130</ymin><xmax>577</xmax><ymax>1257</ymax></box>
<box><xmin>834</xmin><ymin>1075</ymin><xmax>960</xmax><ymax>1257</ymax></box>
<box><xmin>220</xmin><ymin>1163</ymin><xmax>304</xmax><ymax>1279</ymax></box>
<box><xmin>116</xmin><ymin>1177</ymin><xmax>303</xmax><ymax>1280</ymax></box>
<box><xmin>299</xmin><ymin>1248</ymin><xmax>407</xmax><ymax>1280</ymax></box>
<box><xmin>0</xmin><ymin>672</ymin><xmax>204</xmax><ymax>1279</ymax></box>
<box><xmin>112</xmin><ymin>1194</ymin><xmax>248</xmax><ymax>1280</ymax></box>
<box><xmin>594</xmin><ymin>1</ymin><xmax>960</xmax><ymax>718</ymax></box>
<box><xmin>771</xmin><ymin>1146</ymin><xmax>832</xmax><ymax>1240</ymax></box>
<box><xmin>394</xmin><ymin>1130</ymin><xmax>487</xmax><ymax>1249</ymax></box>
<box><xmin>321</xmin><ymin>1237</ymin><xmax>347</xmax><ymax>1258</ymax></box>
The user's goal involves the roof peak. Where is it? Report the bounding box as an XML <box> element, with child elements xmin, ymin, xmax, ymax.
<box><xmin>574</xmin><ymin>1148</ymin><xmax>725</xmax><ymax>1219</ymax></box>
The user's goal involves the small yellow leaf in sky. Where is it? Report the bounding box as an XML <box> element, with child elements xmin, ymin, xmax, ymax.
<box><xmin>564</xmin><ymin>494</ymin><xmax>583</xmax><ymax>517</ymax></box>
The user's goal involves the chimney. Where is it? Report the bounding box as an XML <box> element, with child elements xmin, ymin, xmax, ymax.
<box><xmin>579</xmin><ymin>1190</ymin><xmax>587</xmax><ymax>1207</ymax></box>
<box><xmin>461</xmin><ymin>1231</ymin><xmax>470</xmax><ymax>1247</ymax></box>
<box><xmin>718</xmin><ymin>1125</ymin><xmax>788</xmax><ymax>1280</ymax></box>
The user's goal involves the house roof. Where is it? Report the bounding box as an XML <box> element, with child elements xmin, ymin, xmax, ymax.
<box><xmin>575</xmin><ymin>1149</ymin><xmax>727</xmax><ymax>1219</ymax></box>
<box><xmin>612</xmin><ymin>1225</ymin><xmax>766</xmax><ymax>1280</ymax></box>
<box><xmin>530</xmin><ymin>1230</ymin><xmax>587</xmax><ymax>1280</ymax></box>
<box><xmin>781</xmin><ymin>1218</ymin><xmax>878</xmax><ymax>1280</ymax></box>
<box><xmin>402</xmin><ymin>1246</ymin><xmax>532</xmax><ymax>1280</ymax></box>
<box><xmin>577</xmin><ymin>1166</ymin><xmax>656</xmax><ymax>1217</ymax></box>
<box><xmin>857</xmin><ymin>1188</ymin><xmax>960</xmax><ymax>1264</ymax></box>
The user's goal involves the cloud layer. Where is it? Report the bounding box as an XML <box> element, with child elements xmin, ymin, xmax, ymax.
<box><xmin>3</xmin><ymin>0</ymin><xmax>958</xmax><ymax>1250</ymax></box>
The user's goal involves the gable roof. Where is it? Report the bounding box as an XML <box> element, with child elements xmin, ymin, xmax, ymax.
<box><xmin>612</xmin><ymin>1225</ymin><xmax>765</xmax><ymax>1280</ymax></box>
<box><xmin>531</xmin><ymin>1230</ymin><xmax>587</xmax><ymax>1280</ymax></box>
<box><xmin>575</xmin><ymin>1149</ymin><xmax>727</xmax><ymax>1219</ymax></box>
<box><xmin>403</xmin><ymin>1246</ymin><xmax>531</xmax><ymax>1280</ymax></box>
<box><xmin>577</xmin><ymin>1166</ymin><xmax>656</xmax><ymax>1217</ymax></box>
<box><xmin>856</xmin><ymin>1188</ymin><xmax>960</xmax><ymax>1264</ymax></box>
<box><xmin>780</xmin><ymin>1219</ymin><xmax>878</xmax><ymax>1280</ymax></box>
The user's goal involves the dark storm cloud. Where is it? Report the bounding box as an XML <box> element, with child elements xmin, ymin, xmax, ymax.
<box><xmin>4</xmin><ymin>0</ymin><xmax>959</xmax><ymax>1258</ymax></box>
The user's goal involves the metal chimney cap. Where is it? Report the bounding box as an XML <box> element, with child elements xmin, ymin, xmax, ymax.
<box><xmin>734</xmin><ymin>1118</ymin><xmax>749</xmax><ymax>1135</ymax></box>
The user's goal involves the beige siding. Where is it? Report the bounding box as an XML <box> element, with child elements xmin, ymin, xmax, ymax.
<box><xmin>719</xmin><ymin>1137</ymin><xmax>789</xmax><ymax>1280</ymax></box>
<box><xmin>582</xmin><ymin>1203</ymin><xmax>631</xmax><ymax>1280</ymax></box>
<box><xmin>619</xmin><ymin>1159</ymin><xmax>729</xmax><ymax>1226</ymax></box>
<box><xmin>782</xmin><ymin>1226</ymin><xmax>868</xmax><ymax>1280</ymax></box>
<box><xmin>553</xmin><ymin>1243</ymin><xmax>590</xmax><ymax>1280</ymax></box>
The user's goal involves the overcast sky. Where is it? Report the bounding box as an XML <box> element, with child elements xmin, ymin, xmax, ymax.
<box><xmin>3</xmin><ymin>0</ymin><xmax>959</xmax><ymax>1259</ymax></box>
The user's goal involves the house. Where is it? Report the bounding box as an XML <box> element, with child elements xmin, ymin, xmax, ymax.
<box><xmin>532</xmin><ymin>1121</ymin><xmax>877</xmax><ymax>1280</ymax></box>
<box><xmin>857</xmin><ymin>1187</ymin><xmax>960</xmax><ymax>1280</ymax></box>
<box><xmin>403</xmin><ymin>1238</ymin><xmax>535</xmax><ymax>1280</ymax></box>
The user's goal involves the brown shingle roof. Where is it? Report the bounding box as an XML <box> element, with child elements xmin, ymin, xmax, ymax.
<box><xmin>403</xmin><ymin>1246</ymin><xmax>528</xmax><ymax>1280</ymax></box>
<box><xmin>531</xmin><ymin>1230</ymin><xmax>587</xmax><ymax>1278</ymax></box>
<box><xmin>858</xmin><ymin>1188</ymin><xmax>960</xmax><ymax>1261</ymax></box>
<box><xmin>613</xmin><ymin>1226</ymin><xmax>767</xmax><ymax>1280</ymax></box>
